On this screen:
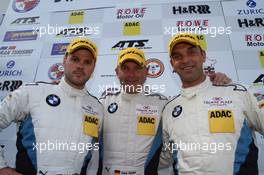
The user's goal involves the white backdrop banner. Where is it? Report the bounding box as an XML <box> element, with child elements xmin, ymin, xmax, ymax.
<box><xmin>0</xmin><ymin>0</ymin><xmax>263</xmax><ymax>174</ymax></box>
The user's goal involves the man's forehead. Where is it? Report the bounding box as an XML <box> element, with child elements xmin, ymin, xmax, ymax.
<box><xmin>172</xmin><ymin>43</ymin><xmax>197</xmax><ymax>51</ymax></box>
<box><xmin>121</xmin><ymin>60</ymin><xmax>142</xmax><ymax>67</ymax></box>
<box><xmin>69</xmin><ymin>53</ymin><xmax>95</xmax><ymax>62</ymax></box>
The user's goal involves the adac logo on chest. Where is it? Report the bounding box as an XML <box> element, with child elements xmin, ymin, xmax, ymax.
<box><xmin>138</xmin><ymin>116</ymin><xmax>155</xmax><ymax>124</ymax></box>
<box><xmin>84</xmin><ymin>115</ymin><xmax>98</xmax><ymax>125</ymax></box>
<box><xmin>209</xmin><ymin>110</ymin><xmax>232</xmax><ymax>118</ymax></box>
<box><xmin>46</xmin><ymin>94</ymin><xmax>60</xmax><ymax>107</ymax></box>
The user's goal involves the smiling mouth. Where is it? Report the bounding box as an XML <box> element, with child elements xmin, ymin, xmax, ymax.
<box><xmin>74</xmin><ymin>72</ymin><xmax>84</xmax><ymax>76</ymax></box>
<box><xmin>125</xmin><ymin>81</ymin><xmax>137</xmax><ymax>84</ymax></box>
<box><xmin>182</xmin><ymin>66</ymin><xmax>193</xmax><ymax>71</ymax></box>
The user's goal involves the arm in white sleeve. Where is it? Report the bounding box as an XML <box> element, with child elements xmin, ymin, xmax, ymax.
<box><xmin>0</xmin><ymin>146</ymin><xmax>8</xmax><ymax>169</ymax></box>
<box><xmin>244</xmin><ymin>86</ymin><xmax>264</xmax><ymax>135</ymax></box>
<box><xmin>159</xmin><ymin>111</ymin><xmax>173</xmax><ymax>169</ymax></box>
<box><xmin>0</xmin><ymin>86</ymin><xmax>30</xmax><ymax>168</ymax></box>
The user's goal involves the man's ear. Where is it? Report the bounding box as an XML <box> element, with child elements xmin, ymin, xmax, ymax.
<box><xmin>63</xmin><ymin>56</ymin><xmax>67</xmax><ymax>65</ymax></box>
<box><xmin>115</xmin><ymin>66</ymin><xmax>119</xmax><ymax>78</ymax></box>
<box><xmin>202</xmin><ymin>50</ymin><xmax>206</xmax><ymax>63</ymax></box>
<box><xmin>170</xmin><ymin>59</ymin><xmax>173</xmax><ymax>67</ymax></box>
<box><xmin>144</xmin><ymin>66</ymin><xmax>149</xmax><ymax>74</ymax></box>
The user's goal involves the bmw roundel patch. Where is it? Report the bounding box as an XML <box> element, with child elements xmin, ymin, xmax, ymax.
<box><xmin>46</xmin><ymin>94</ymin><xmax>61</xmax><ymax>107</ymax></box>
<box><xmin>108</xmin><ymin>103</ymin><xmax>118</xmax><ymax>113</ymax></box>
<box><xmin>172</xmin><ymin>105</ymin><xmax>182</xmax><ymax>118</ymax></box>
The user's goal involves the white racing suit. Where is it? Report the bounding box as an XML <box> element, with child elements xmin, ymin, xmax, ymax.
<box><xmin>0</xmin><ymin>77</ymin><xmax>103</xmax><ymax>175</ymax></box>
<box><xmin>162</xmin><ymin>77</ymin><xmax>264</xmax><ymax>175</ymax></box>
<box><xmin>100</xmin><ymin>91</ymin><xmax>167</xmax><ymax>175</ymax></box>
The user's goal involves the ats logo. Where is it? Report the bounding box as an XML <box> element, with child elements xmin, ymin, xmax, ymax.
<box><xmin>245</xmin><ymin>34</ymin><xmax>264</xmax><ymax>47</ymax></box>
<box><xmin>238</xmin><ymin>18</ymin><xmax>264</xmax><ymax>28</ymax></box>
<box><xmin>0</xmin><ymin>60</ymin><xmax>22</xmax><ymax>77</ymax></box>
<box><xmin>123</xmin><ymin>21</ymin><xmax>141</xmax><ymax>36</ymax></box>
<box><xmin>0</xmin><ymin>80</ymin><xmax>23</xmax><ymax>91</ymax></box>
<box><xmin>12</xmin><ymin>0</ymin><xmax>40</xmax><ymax>13</ymax></box>
<box><xmin>3</xmin><ymin>30</ymin><xmax>37</xmax><ymax>42</ymax></box>
<box><xmin>146</xmin><ymin>58</ymin><xmax>164</xmax><ymax>78</ymax></box>
<box><xmin>0</xmin><ymin>45</ymin><xmax>33</xmax><ymax>57</ymax></box>
<box><xmin>48</xmin><ymin>63</ymin><xmax>64</xmax><ymax>82</ymax></box>
<box><xmin>10</xmin><ymin>16</ymin><xmax>40</xmax><ymax>25</ymax></box>
<box><xmin>116</xmin><ymin>8</ymin><xmax>146</xmax><ymax>19</ymax></box>
<box><xmin>112</xmin><ymin>40</ymin><xmax>151</xmax><ymax>50</ymax></box>
<box><xmin>253</xmin><ymin>74</ymin><xmax>264</xmax><ymax>85</ymax></box>
<box><xmin>238</xmin><ymin>0</ymin><xmax>264</xmax><ymax>15</ymax></box>
<box><xmin>172</xmin><ymin>5</ymin><xmax>211</xmax><ymax>15</ymax></box>
<box><xmin>51</xmin><ymin>43</ymin><xmax>69</xmax><ymax>55</ymax></box>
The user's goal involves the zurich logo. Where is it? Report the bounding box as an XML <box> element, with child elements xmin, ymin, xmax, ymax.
<box><xmin>108</xmin><ymin>103</ymin><xmax>118</xmax><ymax>114</ymax></box>
<box><xmin>46</xmin><ymin>94</ymin><xmax>60</xmax><ymax>107</ymax></box>
<box><xmin>6</xmin><ymin>60</ymin><xmax>15</xmax><ymax>69</ymax></box>
<box><xmin>172</xmin><ymin>105</ymin><xmax>182</xmax><ymax>118</ymax></box>
<box><xmin>246</xmin><ymin>0</ymin><xmax>256</xmax><ymax>8</ymax></box>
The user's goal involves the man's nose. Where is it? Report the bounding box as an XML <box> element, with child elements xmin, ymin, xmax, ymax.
<box><xmin>181</xmin><ymin>54</ymin><xmax>190</xmax><ymax>63</ymax></box>
<box><xmin>127</xmin><ymin>69</ymin><xmax>136</xmax><ymax>78</ymax></box>
<box><xmin>76</xmin><ymin>61</ymin><xmax>84</xmax><ymax>69</ymax></box>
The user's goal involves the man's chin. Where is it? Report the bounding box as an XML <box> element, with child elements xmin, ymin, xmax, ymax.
<box><xmin>71</xmin><ymin>79</ymin><xmax>86</xmax><ymax>87</ymax></box>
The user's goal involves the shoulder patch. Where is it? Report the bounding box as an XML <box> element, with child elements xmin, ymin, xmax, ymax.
<box><xmin>99</xmin><ymin>88</ymin><xmax>120</xmax><ymax>100</ymax></box>
<box><xmin>216</xmin><ymin>83</ymin><xmax>247</xmax><ymax>92</ymax></box>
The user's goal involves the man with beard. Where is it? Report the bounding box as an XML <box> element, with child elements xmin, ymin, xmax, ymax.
<box><xmin>162</xmin><ymin>33</ymin><xmax>264</xmax><ymax>175</ymax></box>
<box><xmin>0</xmin><ymin>38</ymin><xmax>103</xmax><ymax>175</ymax></box>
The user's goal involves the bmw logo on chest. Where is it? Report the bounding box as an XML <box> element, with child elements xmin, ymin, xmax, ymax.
<box><xmin>108</xmin><ymin>103</ymin><xmax>118</xmax><ymax>113</ymax></box>
<box><xmin>46</xmin><ymin>94</ymin><xmax>61</xmax><ymax>107</ymax></box>
<box><xmin>172</xmin><ymin>105</ymin><xmax>182</xmax><ymax>118</ymax></box>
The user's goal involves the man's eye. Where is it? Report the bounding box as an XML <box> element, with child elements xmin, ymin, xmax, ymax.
<box><xmin>84</xmin><ymin>60</ymin><xmax>92</xmax><ymax>65</ymax></box>
<box><xmin>121</xmin><ymin>66</ymin><xmax>128</xmax><ymax>70</ymax></box>
<box><xmin>188</xmin><ymin>48</ymin><xmax>200</xmax><ymax>55</ymax></box>
<box><xmin>171</xmin><ymin>54</ymin><xmax>181</xmax><ymax>60</ymax></box>
<box><xmin>71</xmin><ymin>57</ymin><xmax>78</xmax><ymax>62</ymax></box>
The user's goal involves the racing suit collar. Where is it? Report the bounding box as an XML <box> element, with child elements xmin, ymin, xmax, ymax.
<box><xmin>59</xmin><ymin>77</ymin><xmax>87</xmax><ymax>97</ymax></box>
<box><xmin>180</xmin><ymin>77</ymin><xmax>211</xmax><ymax>99</ymax></box>
<box><xmin>121</xmin><ymin>90</ymin><xmax>144</xmax><ymax>100</ymax></box>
